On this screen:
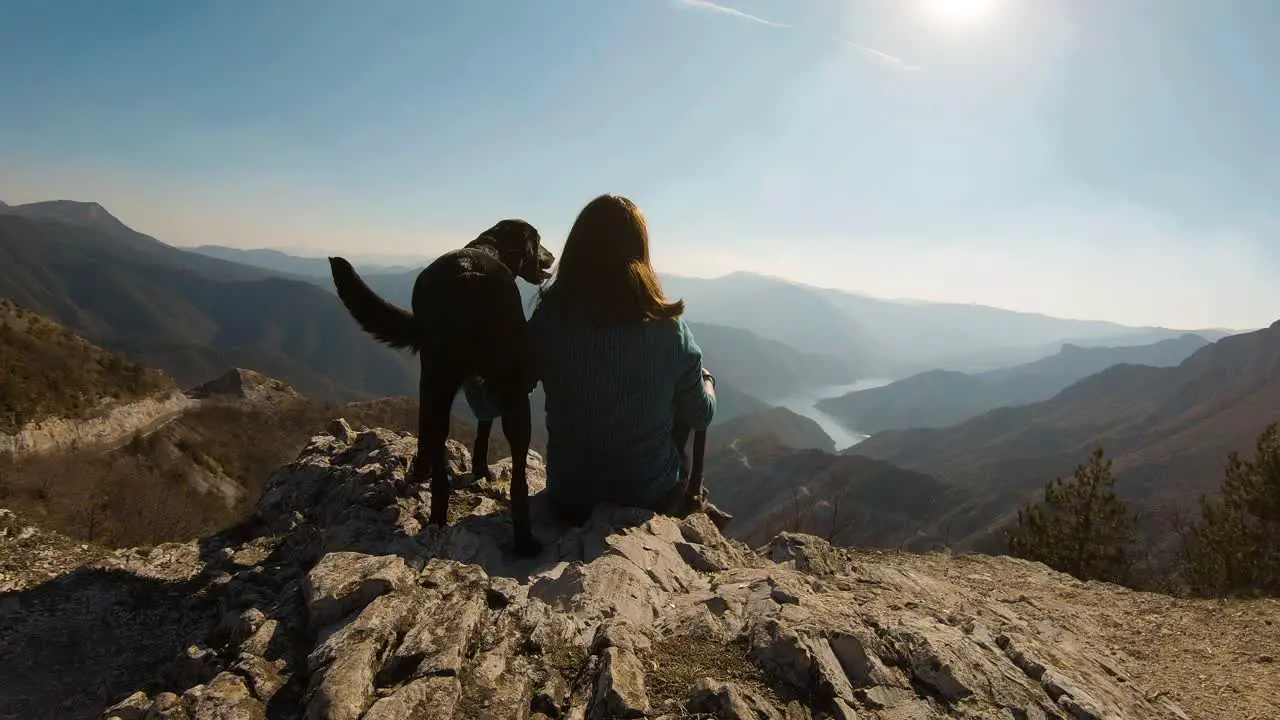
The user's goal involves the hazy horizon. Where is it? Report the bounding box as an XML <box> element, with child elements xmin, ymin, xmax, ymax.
<box><xmin>2</xmin><ymin>0</ymin><xmax>1277</xmax><ymax>329</ymax></box>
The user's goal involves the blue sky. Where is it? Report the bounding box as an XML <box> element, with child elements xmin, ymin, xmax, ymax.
<box><xmin>1</xmin><ymin>0</ymin><xmax>1277</xmax><ymax>329</ymax></box>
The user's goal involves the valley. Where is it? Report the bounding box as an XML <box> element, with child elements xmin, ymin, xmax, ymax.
<box><xmin>765</xmin><ymin>377</ymin><xmax>895</xmax><ymax>450</ymax></box>
<box><xmin>2</xmin><ymin>197</ymin><xmax>1276</xmax><ymax>586</ymax></box>
<box><xmin>7</xmin><ymin>8</ymin><xmax>1280</xmax><ymax>717</ymax></box>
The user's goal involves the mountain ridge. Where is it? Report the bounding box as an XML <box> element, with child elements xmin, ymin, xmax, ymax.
<box><xmin>818</xmin><ymin>333</ymin><xmax>1212</xmax><ymax>434</ymax></box>
<box><xmin>0</xmin><ymin>209</ymin><xmax>421</xmax><ymax>400</ymax></box>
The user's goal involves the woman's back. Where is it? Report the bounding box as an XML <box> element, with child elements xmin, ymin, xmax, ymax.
<box><xmin>530</xmin><ymin>297</ymin><xmax>714</xmax><ymax>510</ymax></box>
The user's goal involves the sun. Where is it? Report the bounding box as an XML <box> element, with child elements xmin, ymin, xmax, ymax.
<box><xmin>925</xmin><ymin>0</ymin><xmax>998</xmax><ymax>24</ymax></box>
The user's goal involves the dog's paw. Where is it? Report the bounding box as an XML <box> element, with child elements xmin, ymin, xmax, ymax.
<box><xmin>704</xmin><ymin>502</ymin><xmax>734</xmax><ymax>531</ymax></box>
<box><xmin>513</xmin><ymin>533</ymin><xmax>543</xmax><ymax>558</ymax></box>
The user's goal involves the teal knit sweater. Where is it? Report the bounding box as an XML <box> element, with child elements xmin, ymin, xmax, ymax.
<box><xmin>464</xmin><ymin>297</ymin><xmax>715</xmax><ymax>509</ymax></box>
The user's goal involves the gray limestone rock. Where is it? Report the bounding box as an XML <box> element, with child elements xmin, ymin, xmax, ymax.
<box><xmin>43</xmin><ymin>423</ymin><xmax>1200</xmax><ymax>720</ymax></box>
<box><xmin>304</xmin><ymin>552</ymin><xmax>416</xmax><ymax>632</ymax></box>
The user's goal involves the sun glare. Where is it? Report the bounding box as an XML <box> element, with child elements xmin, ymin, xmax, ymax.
<box><xmin>926</xmin><ymin>0</ymin><xmax>998</xmax><ymax>25</ymax></box>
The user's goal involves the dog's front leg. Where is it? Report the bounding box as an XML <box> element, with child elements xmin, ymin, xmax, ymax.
<box><xmin>500</xmin><ymin>392</ymin><xmax>542</xmax><ymax>557</ymax></box>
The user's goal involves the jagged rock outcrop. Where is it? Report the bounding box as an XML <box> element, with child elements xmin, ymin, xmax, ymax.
<box><xmin>36</xmin><ymin>420</ymin><xmax>1194</xmax><ymax>720</ymax></box>
<box><xmin>0</xmin><ymin>390</ymin><xmax>193</xmax><ymax>456</ymax></box>
<box><xmin>188</xmin><ymin>368</ymin><xmax>303</xmax><ymax>405</ymax></box>
<box><xmin>13</xmin><ymin>421</ymin><xmax>1275</xmax><ymax>719</ymax></box>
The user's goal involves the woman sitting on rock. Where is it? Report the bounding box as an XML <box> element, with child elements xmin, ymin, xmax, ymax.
<box><xmin>525</xmin><ymin>193</ymin><xmax>717</xmax><ymax>524</ymax></box>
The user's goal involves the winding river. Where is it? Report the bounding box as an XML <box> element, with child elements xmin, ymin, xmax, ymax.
<box><xmin>768</xmin><ymin>378</ymin><xmax>894</xmax><ymax>451</ymax></box>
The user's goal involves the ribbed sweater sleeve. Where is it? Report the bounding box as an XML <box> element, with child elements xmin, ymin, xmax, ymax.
<box><xmin>672</xmin><ymin>317</ymin><xmax>716</xmax><ymax>430</ymax></box>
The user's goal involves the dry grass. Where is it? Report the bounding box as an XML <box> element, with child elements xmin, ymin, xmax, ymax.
<box><xmin>642</xmin><ymin>633</ymin><xmax>781</xmax><ymax>716</ymax></box>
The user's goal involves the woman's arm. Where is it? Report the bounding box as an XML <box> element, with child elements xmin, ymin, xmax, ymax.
<box><xmin>673</xmin><ymin>318</ymin><xmax>716</xmax><ymax>430</ymax></box>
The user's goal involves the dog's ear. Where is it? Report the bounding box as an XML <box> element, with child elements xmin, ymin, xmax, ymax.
<box><xmin>522</xmin><ymin>224</ymin><xmax>555</xmax><ymax>283</ymax></box>
<box><xmin>490</xmin><ymin>220</ymin><xmax>551</xmax><ymax>283</ymax></box>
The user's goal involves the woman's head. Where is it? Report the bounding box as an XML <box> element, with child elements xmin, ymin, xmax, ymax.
<box><xmin>539</xmin><ymin>194</ymin><xmax>684</xmax><ymax>324</ymax></box>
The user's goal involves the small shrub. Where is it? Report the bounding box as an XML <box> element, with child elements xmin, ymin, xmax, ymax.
<box><xmin>1007</xmin><ymin>446</ymin><xmax>1139</xmax><ymax>585</ymax></box>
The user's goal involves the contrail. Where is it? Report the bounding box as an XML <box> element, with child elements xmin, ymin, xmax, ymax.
<box><xmin>844</xmin><ymin>40</ymin><xmax>920</xmax><ymax>72</ymax></box>
<box><xmin>673</xmin><ymin>0</ymin><xmax>918</xmax><ymax>71</ymax></box>
<box><xmin>675</xmin><ymin>0</ymin><xmax>790</xmax><ymax>28</ymax></box>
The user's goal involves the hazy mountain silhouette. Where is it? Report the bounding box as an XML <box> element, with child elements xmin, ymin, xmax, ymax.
<box><xmin>811</xmin><ymin>284</ymin><xmax>1238</xmax><ymax>373</ymax></box>
<box><xmin>200</xmin><ymin>243</ymin><xmax>1224</xmax><ymax>378</ymax></box>
<box><xmin>818</xmin><ymin>333</ymin><xmax>1212</xmax><ymax>433</ymax></box>
<box><xmin>659</xmin><ymin>272</ymin><xmax>888</xmax><ymax>373</ymax></box>
<box><xmin>189</xmin><ymin>245</ymin><xmax>430</xmax><ymax>279</ymax></box>
<box><xmin>685</xmin><ymin>322</ymin><xmax>856</xmax><ymax>399</ymax></box>
<box><xmin>337</xmin><ymin>264</ymin><xmax>1217</xmax><ymax>377</ymax></box>
<box><xmin>892</xmin><ymin>327</ymin><xmax>1237</xmax><ymax>376</ymax></box>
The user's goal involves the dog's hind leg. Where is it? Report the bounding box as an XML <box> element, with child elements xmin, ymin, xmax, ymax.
<box><xmin>497</xmin><ymin>390</ymin><xmax>542</xmax><ymax>557</ymax></box>
<box><xmin>420</xmin><ymin>363</ymin><xmax>466</xmax><ymax>527</ymax></box>
<box><xmin>472</xmin><ymin>419</ymin><xmax>494</xmax><ymax>481</ymax></box>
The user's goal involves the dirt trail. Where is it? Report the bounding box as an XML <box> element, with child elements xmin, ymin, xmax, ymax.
<box><xmin>728</xmin><ymin>437</ymin><xmax>753</xmax><ymax>469</ymax></box>
<box><xmin>92</xmin><ymin>401</ymin><xmax>199</xmax><ymax>455</ymax></box>
<box><xmin>0</xmin><ymin>393</ymin><xmax>197</xmax><ymax>457</ymax></box>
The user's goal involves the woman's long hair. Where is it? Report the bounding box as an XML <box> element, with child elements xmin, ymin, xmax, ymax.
<box><xmin>537</xmin><ymin>194</ymin><xmax>684</xmax><ymax>324</ymax></box>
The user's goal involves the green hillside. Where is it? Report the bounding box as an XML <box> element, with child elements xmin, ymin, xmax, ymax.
<box><xmin>0</xmin><ymin>298</ymin><xmax>174</xmax><ymax>433</ymax></box>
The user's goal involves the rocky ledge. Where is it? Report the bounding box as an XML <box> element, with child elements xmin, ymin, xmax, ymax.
<box><xmin>1</xmin><ymin>421</ymin><xmax>1214</xmax><ymax>719</ymax></box>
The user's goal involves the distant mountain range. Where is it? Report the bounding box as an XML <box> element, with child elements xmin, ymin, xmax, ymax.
<box><xmin>660</xmin><ymin>271</ymin><xmax>1234</xmax><ymax>376</ymax></box>
<box><xmin>0</xmin><ymin>200</ymin><xmax>847</xmax><ymax>423</ymax></box>
<box><xmin>850</xmin><ymin>321</ymin><xmax>1280</xmax><ymax>550</ymax></box>
<box><xmin>818</xmin><ymin>333</ymin><xmax>1213</xmax><ymax>434</ymax></box>
<box><xmin>189</xmin><ymin>243</ymin><xmax>1231</xmax><ymax>378</ymax></box>
<box><xmin>189</xmin><ymin>245</ymin><xmax>430</xmax><ymax>279</ymax></box>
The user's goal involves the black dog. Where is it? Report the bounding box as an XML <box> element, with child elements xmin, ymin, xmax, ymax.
<box><xmin>328</xmin><ymin>220</ymin><xmax>553</xmax><ymax>557</ymax></box>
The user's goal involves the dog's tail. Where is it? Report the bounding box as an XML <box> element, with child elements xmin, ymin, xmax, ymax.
<box><xmin>328</xmin><ymin>256</ymin><xmax>420</xmax><ymax>353</ymax></box>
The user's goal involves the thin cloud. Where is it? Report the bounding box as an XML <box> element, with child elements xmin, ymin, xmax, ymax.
<box><xmin>675</xmin><ymin>0</ymin><xmax>789</xmax><ymax>28</ymax></box>
<box><xmin>844</xmin><ymin>40</ymin><xmax>920</xmax><ymax>72</ymax></box>
<box><xmin>673</xmin><ymin>0</ymin><xmax>918</xmax><ymax>71</ymax></box>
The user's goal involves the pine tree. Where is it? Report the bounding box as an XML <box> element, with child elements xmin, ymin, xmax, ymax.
<box><xmin>1183</xmin><ymin>422</ymin><xmax>1280</xmax><ymax>596</ymax></box>
<box><xmin>1007</xmin><ymin>446</ymin><xmax>1138</xmax><ymax>584</ymax></box>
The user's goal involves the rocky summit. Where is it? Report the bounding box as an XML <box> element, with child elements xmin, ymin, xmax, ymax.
<box><xmin>3</xmin><ymin>422</ymin><xmax>1274</xmax><ymax>720</ymax></box>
